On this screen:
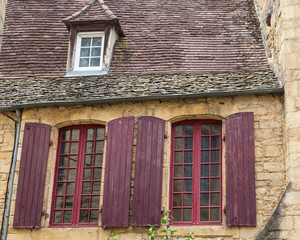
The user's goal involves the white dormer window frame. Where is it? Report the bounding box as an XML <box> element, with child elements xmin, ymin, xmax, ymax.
<box><xmin>73</xmin><ymin>31</ymin><xmax>105</xmax><ymax>71</ymax></box>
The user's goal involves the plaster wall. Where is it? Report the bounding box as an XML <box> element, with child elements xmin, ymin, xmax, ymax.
<box><xmin>0</xmin><ymin>94</ymin><xmax>284</xmax><ymax>240</ymax></box>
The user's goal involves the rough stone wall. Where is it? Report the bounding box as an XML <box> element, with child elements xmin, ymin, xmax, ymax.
<box><xmin>0</xmin><ymin>0</ymin><xmax>7</xmax><ymax>51</ymax></box>
<box><xmin>0</xmin><ymin>94</ymin><xmax>285</xmax><ymax>240</ymax></box>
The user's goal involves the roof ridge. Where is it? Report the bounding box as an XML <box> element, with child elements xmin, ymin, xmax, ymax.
<box><xmin>97</xmin><ymin>0</ymin><xmax>118</xmax><ymax>19</ymax></box>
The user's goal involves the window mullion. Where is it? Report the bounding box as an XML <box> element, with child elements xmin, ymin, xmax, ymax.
<box><xmin>193</xmin><ymin>122</ymin><xmax>201</xmax><ymax>224</ymax></box>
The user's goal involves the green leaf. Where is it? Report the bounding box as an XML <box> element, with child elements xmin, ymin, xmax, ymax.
<box><xmin>160</xmin><ymin>229</ymin><xmax>167</xmax><ymax>233</ymax></box>
<box><xmin>161</xmin><ymin>219</ymin><xmax>167</xmax><ymax>224</ymax></box>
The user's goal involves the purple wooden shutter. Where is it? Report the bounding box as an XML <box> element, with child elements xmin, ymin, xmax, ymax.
<box><xmin>101</xmin><ymin>117</ymin><xmax>134</xmax><ymax>228</ymax></box>
<box><xmin>13</xmin><ymin>123</ymin><xmax>51</xmax><ymax>228</ymax></box>
<box><xmin>225</xmin><ymin>112</ymin><xmax>256</xmax><ymax>227</ymax></box>
<box><xmin>132</xmin><ymin>117</ymin><xmax>165</xmax><ymax>226</ymax></box>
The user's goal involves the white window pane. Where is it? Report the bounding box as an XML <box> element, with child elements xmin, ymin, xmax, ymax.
<box><xmin>91</xmin><ymin>47</ymin><xmax>101</xmax><ymax>57</ymax></box>
<box><xmin>92</xmin><ymin>37</ymin><xmax>102</xmax><ymax>46</ymax></box>
<box><xmin>80</xmin><ymin>48</ymin><xmax>90</xmax><ymax>57</ymax></box>
<box><xmin>79</xmin><ymin>58</ymin><xmax>89</xmax><ymax>67</ymax></box>
<box><xmin>90</xmin><ymin>58</ymin><xmax>100</xmax><ymax>67</ymax></box>
<box><xmin>81</xmin><ymin>38</ymin><xmax>91</xmax><ymax>47</ymax></box>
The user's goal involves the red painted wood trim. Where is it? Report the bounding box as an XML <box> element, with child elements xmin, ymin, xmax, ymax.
<box><xmin>101</xmin><ymin>117</ymin><xmax>134</xmax><ymax>228</ymax></box>
<box><xmin>132</xmin><ymin>116</ymin><xmax>165</xmax><ymax>226</ymax></box>
<box><xmin>225</xmin><ymin>112</ymin><xmax>256</xmax><ymax>227</ymax></box>
<box><xmin>13</xmin><ymin>123</ymin><xmax>51</xmax><ymax>228</ymax></box>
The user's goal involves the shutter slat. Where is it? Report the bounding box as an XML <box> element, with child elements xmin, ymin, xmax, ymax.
<box><xmin>13</xmin><ymin>123</ymin><xmax>51</xmax><ymax>228</ymax></box>
<box><xmin>225</xmin><ymin>112</ymin><xmax>256</xmax><ymax>227</ymax></box>
<box><xmin>101</xmin><ymin>117</ymin><xmax>134</xmax><ymax>228</ymax></box>
<box><xmin>132</xmin><ymin>116</ymin><xmax>165</xmax><ymax>226</ymax></box>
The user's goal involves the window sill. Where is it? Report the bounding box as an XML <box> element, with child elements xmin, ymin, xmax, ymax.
<box><xmin>65</xmin><ymin>69</ymin><xmax>108</xmax><ymax>77</ymax></box>
<box><xmin>48</xmin><ymin>223</ymin><xmax>99</xmax><ymax>228</ymax></box>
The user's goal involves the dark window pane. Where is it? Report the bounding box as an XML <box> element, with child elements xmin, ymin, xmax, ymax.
<box><xmin>93</xmin><ymin>168</ymin><xmax>101</xmax><ymax>180</ymax></box>
<box><xmin>90</xmin><ymin>210</ymin><xmax>98</xmax><ymax>223</ymax></box>
<box><xmin>91</xmin><ymin>196</ymin><xmax>100</xmax><ymax>208</ymax></box>
<box><xmin>200</xmin><ymin>193</ymin><xmax>209</xmax><ymax>206</ymax></box>
<box><xmin>92</xmin><ymin>181</ymin><xmax>101</xmax><ymax>194</ymax></box>
<box><xmin>82</xmin><ymin>182</ymin><xmax>91</xmax><ymax>194</ymax></box>
<box><xmin>184</xmin><ymin>138</ymin><xmax>193</xmax><ymax>149</ymax></box>
<box><xmin>183</xmin><ymin>194</ymin><xmax>192</xmax><ymax>206</ymax></box>
<box><xmin>62</xmin><ymin>130</ymin><xmax>70</xmax><ymax>141</ymax></box>
<box><xmin>71</xmin><ymin>129</ymin><xmax>80</xmax><ymax>140</ymax></box>
<box><xmin>79</xmin><ymin>210</ymin><xmax>89</xmax><ymax>223</ymax></box>
<box><xmin>175</xmin><ymin>138</ymin><xmax>183</xmax><ymax>149</ymax></box>
<box><xmin>201</xmin><ymin>151</ymin><xmax>209</xmax><ymax>163</ymax></box>
<box><xmin>86</xmin><ymin>142</ymin><xmax>94</xmax><ymax>154</ymax></box>
<box><xmin>80</xmin><ymin>48</ymin><xmax>89</xmax><ymax>57</ymax></box>
<box><xmin>184</xmin><ymin>180</ymin><xmax>192</xmax><ymax>192</ymax></box>
<box><xmin>183</xmin><ymin>209</ymin><xmax>192</xmax><ymax>221</ymax></box>
<box><xmin>201</xmin><ymin>124</ymin><xmax>210</xmax><ymax>135</ymax></box>
<box><xmin>69</xmin><ymin>156</ymin><xmax>77</xmax><ymax>167</ymax></box>
<box><xmin>85</xmin><ymin>155</ymin><xmax>93</xmax><ymax>166</ymax></box>
<box><xmin>173</xmin><ymin>194</ymin><xmax>182</xmax><ymax>206</ymax></box>
<box><xmin>65</xmin><ymin>197</ymin><xmax>73</xmax><ymax>209</ymax></box>
<box><xmin>201</xmin><ymin>137</ymin><xmax>209</xmax><ymax>149</ymax></box>
<box><xmin>58</xmin><ymin>169</ymin><xmax>66</xmax><ymax>181</ymax></box>
<box><xmin>67</xmin><ymin>169</ymin><xmax>76</xmax><ymax>180</ymax></box>
<box><xmin>81</xmin><ymin>38</ymin><xmax>91</xmax><ymax>47</ymax></box>
<box><xmin>211</xmin><ymin>150</ymin><xmax>219</xmax><ymax>162</ymax></box>
<box><xmin>184</xmin><ymin>165</ymin><xmax>193</xmax><ymax>177</ymax></box>
<box><xmin>55</xmin><ymin>197</ymin><xmax>63</xmax><ymax>209</ymax></box>
<box><xmin>60</xmin><ymin>143</ymin><xmax>69</xmax><ymax>154</ymax></box>
<box><xmin>174</xmin><ymin>166</ymin><xmax>182</xmax><ymax>178</ymax></box>
<box><xmin>91</xmin><ymin>58</ymin><xmax>100</xmax><ymax>67</ymax></box>
<box><xmin>79</xmin><ymin>58</ymin><xmax>89</xmax><ymax>67</ymax></box>
<box><xmin>97</xmin><ymin>128</ymin><xmax>105</xmax><ymax>139</ymax></box>
<box><xmin>175</xmin><ymin>125</ymin><xmax>183</xmax><ymax>136</ymax></box>
<box><xmin>211</xmin><ymin>208</ymin><xmax>220</xmax><ymax>221</ymax></box>
<box><xmin>66</xmin><ymin>183</ymin><xmax>75</xmax><ymax>194</ymax></box>
<box><xmin>174</xmin><ymin>152</ymin><xmax>183</xmax><ymax>163</ymax></box>
<box><xmin>211</xmin><ymin>136</ymin><xmax>220</xmax><ymax>148</ymax></box>
<box><xmin>200</xmin><ymin>208</ymin><xmax>209</xmax><ymax>221</ymax></box>
<box><xmin>173</xmin><ymin>180</ymin><xmax>182</xmax><ymax>192</ymax></box>
<box><xmin>185</xmin><ymin>124</ymin><xmax>193</xmax><ymax>136</ymax></box>
<box><xmin>63</xmin><ymin>211</ymin><xmax>72</xmax><ymax>223</ymax></box>
<box><xmin>56</xmin><ymin>183</ymin><xmax>65</xmax><ymax>195</ymax></box>
<box><xmin>211</xmin><ymin>179</ymin><xmax>220</xmax><ymax>191</ymax></box>
<box><xmin>92</xmin><ymin>37</ymin><xmax>102</xmax><ymax>46</ymax></box>
<box><xmin>91</xmin><ymin>47</ymin><xmax>101</xmax><ymax>57</ymax></box>
<box><xmin>94</xmin><ymin>155</ymin><xmax>103</xmax><ymax>166</ymax></box>
<box><xmin>201</xmin><ymin>165</ymin><xmax>209</xmax><ymax>177</ymax></box>
<box><xmin>70</xmin><ymin>142</ymin><xmax>78</xmax><ymax>154</ymax></box>
<box><xmin>211</xmin><ymin>123</ymin><xmax>220</xmax><ymax>134</ymax></box>
<box><xmin>211</xmin><ymin>193</ymin><xmax>220</xmax><ymax>206</ymax></box>
<box><xmin>200</xmin><ymin>178</ymin><xmax>209</xmax><ymax>192</ymax></box>
<box><xmin>173</xmin><ymin>209</ymin><xmax>181</xmax><ymax>221</ymax></box>
<box><xmin>59</xmin><ymin>156</ymin><xmax>68</xmax><ymax>167</ymax></box>
<box><xmin>84</xmin><ymin>168</ymin><xmax>92</xmax><ymax>180</ymax></box>
<box><xmin>54</xmin><ymin>211</ymin><xmax>62</xmax><ymax>223</ymax></box>
<box><xmin>95</xmin><ymin>141</ymin><xmax>104</xmax><ymax>153</ymax></box>
<box><xmin>81</xmin><ymin>196</ymin><xmax>90</xmax><ymax>208</ymax></box>
<box><xmin>87</xmin><ymin>128</ymin><xmax>95</xmax><ymax>140</ymax></box>
<box><xmin>211</xmin><ymin>164</ymin><xmax>220</xmax><ymax>177</ymax></box>
<box><xmin>184</xmin><ymin>151</ymin><xmax>193</xmax><ymax>163</ymax></box>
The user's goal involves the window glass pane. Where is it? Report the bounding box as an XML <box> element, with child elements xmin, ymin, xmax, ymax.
<box><xmin>97</xmin><ymin>128</ymin><xmax>105</xmax><ymax>139</ymax></box>
<box><xmin>79</xmin><ymin>58</ymin><xmax>89</xmax><ymax>67</ymax></box>
<box><xmin>211</xmin><ymin>136</ymin><xmax>220</xmax><ymax>148</ymax></box>
<box><xmin>90</xmin><ymin>210</ymin><xmax>98</xmax><ymax>223</ymax></box>
<box><xmin>80</xmin><ymin>48</ymin><xmax>90</xmax><ymax>57</ymax></box>
<box><xmin>211</xmin><ymin>150</ymin><xmax>219</xmax><ymax>162</ymax></box>
<box><xmin>63</xmin><ymin>211</ymin><xmax>72</xmax><ymax>223</ymax></box>
<box><xmin>184</xmin><ymin>165</ymin><xmax>192</xmax><ymax>177</ymax></box>
<box><xmin>86</xmin><ymin>142</ymin><xmax>94</xmax><ymax>153</ymax></box>
<box><xmin>201</xmin><ymin>150</ymin><xmax>209</xmax><ymax>163</ymax></box>
<box><xmin>66</xmin><ymin>183</ymin><xmax>75</xmax><ymax>194</ymax></box>
<box><xmin>211</xmin><ymin>193</ymin><xmax>220</xmax><ymax>206</ymax></box>
<box><xmin>184</xmin><ymin>180</ymin><xmax>192</xmax><ymax>192</ymax></box>
<box><xmin>71</xmin><ymin>129</ymin><xmax>80</xmax><ymax>140</ymax></box>
<box><xmin>175</xmin><ymin>138</ymin><xmax>183</xmax><ymax>149</ymax></box>
<box><xmin>67</xmin><ymin>169</ymin><xmax>76</xmax><ymax>180</ymax></box>
<box><xmin>94</xmin><ymin>155</ymin><xmax>103</xmax><ymax>166</ymax></box>
<box><xmin>175</xmin><ymin>125</ymin><xmax>183</xmax><ymax>136</ymax></box>
<box><xmin>85</xmin><ymin>155</ymin><xmax>93</xmax><ymax>166</ymax></box>
<box><xmin>200</xmin><ymin>178</ymin><xmax>209</xmax><ymax>191</ymax></box>
<box><xmin>211</xmin><ymin>164</ymin><xmax>220</xmax><ymax>177</ymax></box>
<box><xmin>183</xmin><ymin>209</ymin><xmax>192</xmax><ymax>221</ymax></box>
<box><xmin>69</xmin><ymin>156</ymin><xmax>77</xmax><ymax>167</ymax></box>
<box><xmin>211</xmin><ymin>179</ymin><xmax>220</xmax><ymax>191</ymax></box>
<box><xmin>70</xmin><ymin>142</ymin><xmax>78</xmax><ymax>154</ymax></box>
<box><xmin>56</xmin><ymin>183</ymin><xmax>65</xmax><ymax>195</ymax></box>
<box><xmin>82</xmin><ymin>182</ymin><xmax>91</xmax><ymax>194</ymax></box>
<box><xmin>81</xmin><ymin>196</ymin><xmax>90</xmax><ymax>208</ymax></box>
<box><xmin>55</xmin><ymin>197</ymin><xmax>63</xmax><ymax>208</ymax></box>
<box><xmin>84</xmin><ymin>168</ymin><xmax>92</xmax><ymax>180</ymax></box>
<box><xmin>201</xmin><ymin>124</ymin><xmax>210</xmax><ymax>135</ymax></box>
<box><xmin>211</xmin><ymin>208</ymin><xmax>220</xmax><ymax>221</ymax></box>
<box><xmin>60</xmin><ymin>143</ymin><xmax>69</xmax><ymax>154</ymax></box>
<box><xmin>211</xmin><ymin>123</ymin><xmax>220</xmax><ymax>134</ymax></box>
<box><xmin>200</xmin><ymin>193</ymin><xmax>209</xmax><ymax>206</ymax></box>
<box><xmin>91</xmin><ymin>58</ymin><xmax>100</xmax><ymax>67</ymax></box>
<box><xmin>174</xmin><ymin>152</ymin><xmax>183</xmax><ymax>163</ymax></box>
<box><xmin>81</xmin><ymin>38</ymin><xmax>91</xmax><ymax>47</ymax></box>
<box><xmin>62</xmin><ymin>130</ymin><xmax>70</xmax><ymax>141</ymax></box>
<box><xmin>58</xmin><ymin>169</ymin><xmax>66</xmax><ymax>181</ymax></box>
<box><xmin>201</xmin><ymin>137</ymin><xmax>209</xmax><ymax>149</ymax></box>
<box><xmin>185</xmin><ymin>124</ymin><xmax>193</xmax><ymax>136</ymax></box>
<box><xmin>173</xmin><ymin>194</ymin><xmax>182</xmax><ymax>206</ymax></box>
<box><xmin>79</xmin><ymin>210</ymin><xmax>89</xmax><ymax>223</ymax></box>
<box><xmin>92</xmin><ymin>37</ymin><xmax>102</xmax><ymax>46</ymax></box>
<box><xmin>54</xmin><ymin>211</ymin><xmax>62</xmax><ymax>223</ymax></box>
<box><xmin>59</xmin><ymin>156</ymin><xmax>68</xmax><ymax>167</ymax></box>
<box><xmin>91</xmin><ymin>47</ymin><xmax>101</xmax><ymax>56</ymax></box>
<box><xmin>201</xmin><ymin>165</ymin><xmax>209</xmax><ymax>177</ymax></box>
<box><xmin>173</xmin><ymin>209</ymin><xmax>181</xmax><ymax>222</ymax></box>
<box><xmin>95</xmin><ymin>141</ymin><xmax>104</xmax><ymax>153</ymax></box>
<box><xmin>200</xmin><ymin>208</ymin><xmax>209</xmax><ymax>221</ymax></box>
<box><xmin>184</xmin><ymin>138</ymin><xmax>193</xmax><ymax>149</ymax></box>
<box><xmin>183</xmin><ymin>194</ymin><xmax>192</xmax><ymax>206</ymax></box>
<box><xmin>184</xmin><ymin>151</ymin><xmax>193</xmax><ymax>163</ymax></box>
<box><xmin>93</xmin><ymin>168</ymin><xmax>101</xmax><ymax>180</ymax></box>
<box><xmin>173</xmin><ymin>180</ymin><xmax>182</xmax><ymax>192</ymax></box>
<box><xmin>87</xmin><ymin>128</ymin><xmax>95</xmax><ymax>140</ymax></box>
<box><xmin>91</xmin><ymin>196</ymin><xmax>100</xmax><ymax>208</ymax></box>
<box><xmin>65</xmin><ymin>197</ymin><xmax>73</xmax><ymax>209</ymax></box>
<box><xmin>92</xmin><ymin>181</ymin><xmax>101</xmax><ymax>194</ymax></box>
<box><xmin>174</xmin><ymin>166</ymin><xmax>182</xmax><ymax>178</ymax></box>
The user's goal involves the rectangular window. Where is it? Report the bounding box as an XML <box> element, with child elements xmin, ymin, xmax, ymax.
<box><xmin>50</xmin><ymin>125</ymin><xmax>105</xmax><ymax>227</ymax></box>
<box><xmin>74</xmin><ymin>32</ymin><xmax>104</xmax><ymax>71</ymax></box>
<box><xmin>170</xmin><ymin>120</ymin><xmax>222</xmax><ymax>225</ymax></box>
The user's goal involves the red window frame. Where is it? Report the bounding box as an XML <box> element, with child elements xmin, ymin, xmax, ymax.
<box><xmin>170</xmin><ymin>119</ymin><xmax>222</xmax><ymax>225</ymax></box>
<box><xmin>50</xmin><ymin>125</ymin><xmax>105</xmax><ymax>227</ymax></box>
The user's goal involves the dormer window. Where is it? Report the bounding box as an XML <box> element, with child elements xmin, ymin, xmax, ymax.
<box><xmin>74</xmin><ymin>32</ymin><xmax>105</xmax><ymax>71</ymax></box>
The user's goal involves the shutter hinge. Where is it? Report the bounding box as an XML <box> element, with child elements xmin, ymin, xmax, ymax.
<box><xmin>164</xmin><ymin>134</ymin><xmax>168</xmax><ymax>139</ymax></box>
<box><xmin>222</xmin><ymin>136</ymin><xmax>225</xmax><ymax>141</ymax></box>
<box><xmin>100</xmin><ymin>208</ymin><xmax>103</xmax><ymax>213</ymax></box>
<box><xmin>49</xmin><ymin>141</ymin><xmax>53</xmax><ymax>146</ymax></box>
<box><xmin>105</xmin><ymin>135</ymin><xmax>107</xmax><ymax>140</ymax></box>
<box><xmin>223</xmin><ymin>206</ymin><xmax>226</xmax><ymax>214</ymax></box>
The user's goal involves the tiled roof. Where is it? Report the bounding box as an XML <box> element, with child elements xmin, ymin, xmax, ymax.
<box><xmin>0</xmin><ymin>0</ymin><xmax>275</xmax><ymax>78</ymax></box>
<box><xmin>0</xmin><ymin>72</ymin><xmax>282</xmax><ymax>110</ymax></box>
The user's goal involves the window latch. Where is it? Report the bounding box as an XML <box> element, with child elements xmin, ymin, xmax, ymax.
<box><xmin>223</xmin><ymin>206</ymin><xmax>226</xmax><ymax>214</ymax></box>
